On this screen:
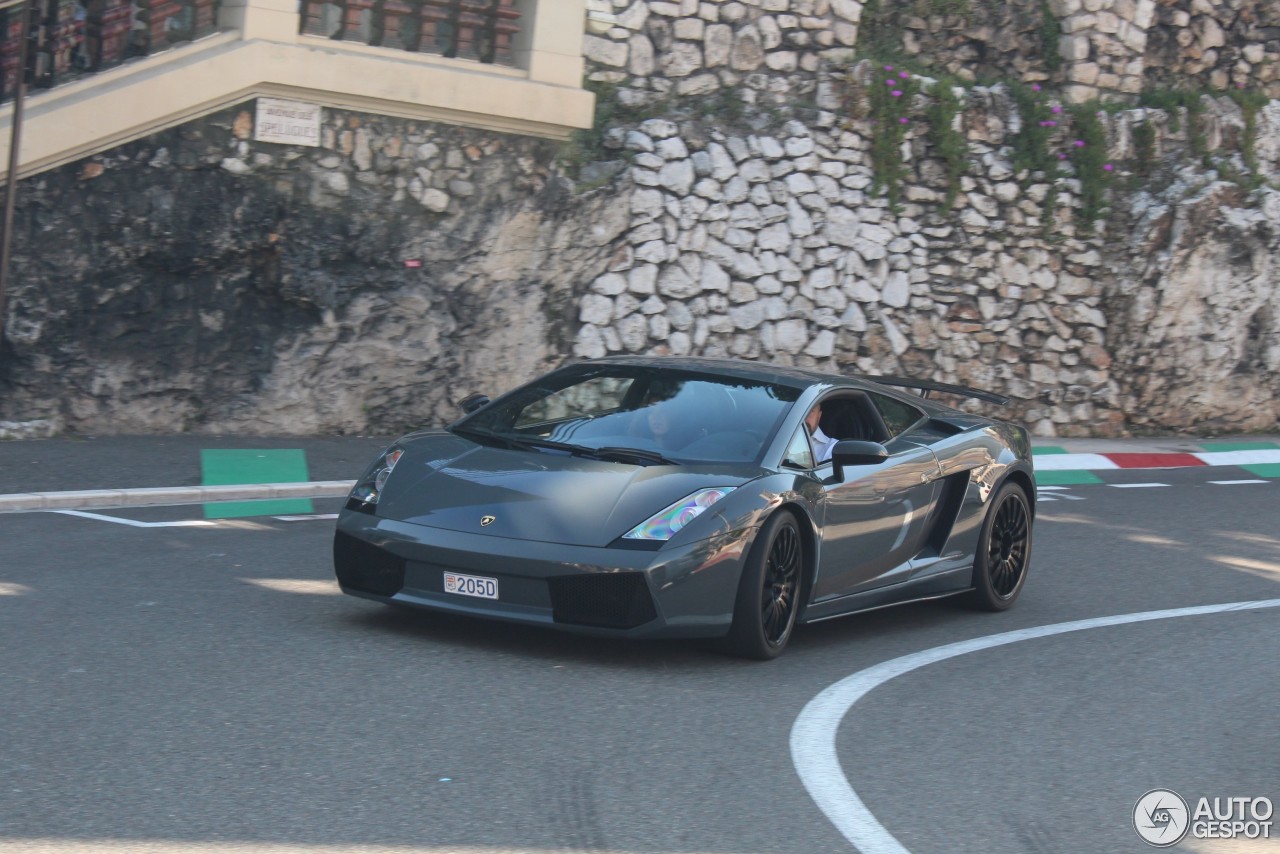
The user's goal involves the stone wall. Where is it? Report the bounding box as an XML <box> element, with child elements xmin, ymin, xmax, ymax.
<box><xmin>0</xmin><ymin>0</ymin><xmax>1278</xmax><ymax>437</ymax></box>
<box><xmin>1144</xmin><ymin>0</ymin><xmax>1280</xmax><ymax>93</ymax></box>
<box><xmin>571</xmin><ymin>0</ymin><xmax>1280</xmax><ymax>436</ymax></box>
<box><xmin>857</xmin><ymin>0</ymin><xmax>1067</xmax><ymax>86</ymax></box>
<box><xmin>653</xmin><ymin>0</ymin><xmax>1280</xmax><ymax>102</ymax></box>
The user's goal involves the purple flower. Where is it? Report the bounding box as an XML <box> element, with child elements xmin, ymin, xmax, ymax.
<box><xmin>1039</xmin><ymin>120</ymin><xmax>1058</xmax><ymax>127</ymax></box>
<box><xmin>1103</xmin><ymin>163</ymin><xmax>1114</xmax><ymax>171</ymax></box>
<box><xmin>900</xmin><ymin>71</ymin><xmax>910</xmax><ymax>79</ymax></box>
<box><xmin>887</xmin><ymin>80</ymin><xmax>897</xmax><ymax>86</ymax></box>
<box><xmin>1031</xmin><ymin>84</ymin><xmax>1041</xmax><ymax>91</ymax></box>
<box><xmin>891</xmin><ymin>90</ymin><xmax>903</xmax><ymax>97</ymax></box>
<box><xmin>899</xmin><ymin>117</ymin><xmax>910</xmax><ymax>124</ymax></box>
<box><xmin>884</xmin><ymin>65</ymin><xmax>894</xmax><ymax>72</ymax></box>
<box><xmin>1051</xmin><ymin>105</ymin><xmax>1062</xmax><ymax>114</ymax></box>
<box><xmin>1058</xmin><ymin>153</ymin><xmax>1068</xmax><ymax>160</ymax></box>
<box><xmin>1073</xmin><ymin>139</ymin><xmax>1085</xmax><ymax>148</ymax></box>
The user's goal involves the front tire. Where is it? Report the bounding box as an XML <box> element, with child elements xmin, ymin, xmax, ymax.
<box><xmin>723</xmin><ymin>511</ymin><xmax>804</xmax><ymax>660</ymax></box>
<box><xmin>968</xmin><ymin>481</ymin><xmax>1033</xmax><ymax>611</ymax></box>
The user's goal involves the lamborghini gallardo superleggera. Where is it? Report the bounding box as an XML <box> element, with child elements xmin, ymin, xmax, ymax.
<box><xmin>334</xmin><ymin>356</ymin><xmax>1035</xmax><ymax>659</ymax></box>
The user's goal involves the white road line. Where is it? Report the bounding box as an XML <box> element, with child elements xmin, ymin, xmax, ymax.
<box><xmin>789</xmin><ymin>599</ymin><xmax>1280</xmax><ymax>854</ymax></box>
<box><xmin>1036</xmin><ymin>487</ymin><xmax>1086</xmax><ymax>502</ymax></box>
<box><xmin>241</xmin><ymin>578</ymin><xmax>341</xmax><ymax>595</ymax></box>
<box><xmin>273</xmin><ymin>514</ymin><xmax>340</xmax><ymax>521</ymax></box>
<box><xmin>1209</xmin><ymin>479</ymin><xmax>1270</xmax><ymax>485</ymax></box>
<box><xmin>50</xmin><ymin>510</ymin><xmax>271</xmax><ymax>530</ymax></box>
<box><xmin>1108</xmin><ymin>482</ymin><xmax>1169</xmax><ymax>488</ymax></box>
<box><xmin>52</xmin><ymin>510</ymin><xmax>221</xmax><ymax>528</ymax></box>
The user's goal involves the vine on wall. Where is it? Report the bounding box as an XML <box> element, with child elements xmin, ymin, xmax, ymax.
<box><xmin>925</xmin><ymin>78</ymin><xmax>969</xmax><ymax>208</ymax></box>
<box><xmin>866</xmin><ymin>64</ymin><xmax>922</xmax><ymax>211</ymax></box>
<box><xmin>1065</xmin><ymin>104</ymin><xmax>1113</xmax><ymax>232</ymax></box>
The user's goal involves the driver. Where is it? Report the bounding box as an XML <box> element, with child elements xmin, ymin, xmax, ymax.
<box><xmin>805</xmin><ymin>402</ymin><xmax>838</xmax><ymax>463</ymax></box>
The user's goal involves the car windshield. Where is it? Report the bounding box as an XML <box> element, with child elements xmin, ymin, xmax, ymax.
<box><xmin>455</xmin><ymin>365</ymin><xmax>803</xmax><ymax>465</ymax></box>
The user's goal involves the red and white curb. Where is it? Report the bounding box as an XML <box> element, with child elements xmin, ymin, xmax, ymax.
<box><xmin>1033</xmin><ymin>449</ymin><xmax>1280</xmax><ymax>471</ymax></box>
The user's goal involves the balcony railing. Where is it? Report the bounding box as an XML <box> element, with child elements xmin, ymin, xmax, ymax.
<box><xmin>0</xmin><ymin>0</ymin><xmax>525</xmax><ymax>106</ymax></box>
<box><xmin>0</xmin><ymin>0</ymin><xmax>220</xmax><ymax>102</ymax></box>
<box><xmin>300</xmin><ymin>0</ymin><xmax>521</xmax><ymax>66</ymax></box>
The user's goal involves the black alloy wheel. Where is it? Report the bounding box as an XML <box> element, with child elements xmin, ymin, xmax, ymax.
<box><xmin>761</xmin><ymin>520</ymin><xmax>801</xmax><ymax>644</ymax></box>
<box><xmin>968</xmin><ymin>481</ymin><xmax>1033</xmax><ymax>611</ymax></box>
<box><xmin>724</xmin><ymin>511</ymin><xmax>804</xmax><ymax>660</ymax></box>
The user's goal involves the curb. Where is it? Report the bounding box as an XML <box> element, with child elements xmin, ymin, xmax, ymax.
<box><xmin>1032</xmin><ymin>449</ymin><xmax>1280</xmax><ymax>471</ymax></box>
<box><xmin>0</xmin><ymin>481</ymin><xmax>357</xmax><ymax>514</ymax></box>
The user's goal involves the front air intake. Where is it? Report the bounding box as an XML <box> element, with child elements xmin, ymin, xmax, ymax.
<box><xmin>546</xmin><ymin>572</ymin><xmax>658</xmax><ymax>630</ymax></box>
<box><xmin>333</xmin><ymin>531</ymin><xmax>406</xmax><ymax>597</ymax></box>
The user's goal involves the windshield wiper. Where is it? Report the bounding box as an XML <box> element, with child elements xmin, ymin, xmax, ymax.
<box><xmin>452</xmin><ymin>427</ymin><xmax>593</xmax><ymax>457</ymax></box>
<box><xmin>452</xmin><ymin>429</ymin><xmax>674</xmax><ymax>465</ymax></box>
<box><xmin>510</xmin><ymin>436</ymin><xmax>595</xmax><ymax>455</ymax></box>
<box><xmin>450</xmin><ymin>425</ymin><xmax>532</xmax><ymax>451</ymax></box>
<box><xmin>592</xmin><ymin>446</ymin><xmax>679</xmax><ymax>466</ymax></box>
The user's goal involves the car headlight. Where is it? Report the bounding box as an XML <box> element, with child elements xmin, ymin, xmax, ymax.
<box><xmin>350</xmin><ymin>445</ymin><xmax>405</xmax><ymax>506</ymax></box>
<box><xmin>623</xmin><ymin>487</ymin><xmax>736</xmax><ymax>541</ymax></box>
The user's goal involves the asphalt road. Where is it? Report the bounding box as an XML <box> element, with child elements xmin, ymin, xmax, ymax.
<box><xmin>1</xmin><ymin>463</ymin><xmax>1277</xmax><ymax>854</ymax></box>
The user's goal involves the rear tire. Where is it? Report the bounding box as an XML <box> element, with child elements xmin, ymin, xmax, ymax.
<box><xmin>722</xmin><ymin>511</ymin><xmax>804</xmax><ymax>660</ymax></box>
<box><xmin>967</xmin><ymin>481</ymin><xmax>1033</xmax><ymax>611</ymax></box>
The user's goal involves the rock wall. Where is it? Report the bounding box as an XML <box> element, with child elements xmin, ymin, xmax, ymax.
<box><xmin>0</xmin><ymin>0</ymin><xmax>1278</xmax><ymax>437</ymax></box>
<box><xmin>1109</xmin><ymin>177</ymin><xmax>1280</xmax><ymax>433</ymax></box>
<box><xmin>0</xmin><ymin>107</ymin><xmax>627</xmax><ymax>434</ymax></box>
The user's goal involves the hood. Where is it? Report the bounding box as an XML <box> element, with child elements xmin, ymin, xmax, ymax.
<box><xmin>376</xmin><ymin>432</ymin><xmax>760</xmax><ymax>548</ymax></box>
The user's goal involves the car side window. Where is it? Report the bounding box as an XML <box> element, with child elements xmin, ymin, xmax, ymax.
<box><xmin>781</xmin><ymin>425</ymin><xmax>816</xmax><ymax>470</ymax></box>
<box><xmin>868</xmin><ymin>392</ymin><xmax>924</xmax><ymax>438</ymax></box>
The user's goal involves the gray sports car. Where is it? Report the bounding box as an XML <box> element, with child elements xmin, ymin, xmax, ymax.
<box><xmin>334</xmin><ymin>356</ymin><xmax>1035</xmax><ymax>659</ymax></box>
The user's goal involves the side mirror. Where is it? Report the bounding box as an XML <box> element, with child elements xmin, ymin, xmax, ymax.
<box><xmin>457</xmin><ymin>393</ymin><xmax>491</xmax><ymax>414</ymax></box>
<box><xmin>830</xmin><ymin>440</ymin><xmax>889</xmax><ymax>482</ymax></box>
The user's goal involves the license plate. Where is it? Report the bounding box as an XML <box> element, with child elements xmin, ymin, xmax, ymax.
<box><xmin>443</xmin><ymin>571</ymin><xmax>499</xmax><ymax>600</ymax></box>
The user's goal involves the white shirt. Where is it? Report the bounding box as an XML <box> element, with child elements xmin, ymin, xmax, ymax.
<box><xmin>810</xmin><ymin>425</ymin><xmax>838</xmax><ymax>464</ymax></box>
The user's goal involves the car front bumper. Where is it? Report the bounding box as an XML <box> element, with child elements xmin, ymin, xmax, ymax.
<box><xmin>334</xmin><ymin>509</ymin><xmax>756</xmax><ymax>639</ymax></box>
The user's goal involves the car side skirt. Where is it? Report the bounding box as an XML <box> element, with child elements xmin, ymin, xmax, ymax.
<box><xmin>799</xmin><ymin>565</ymin><xmax>973</xmax><ymax>624</ymax></box>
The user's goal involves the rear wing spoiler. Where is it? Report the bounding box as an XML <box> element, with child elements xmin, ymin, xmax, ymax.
<box><xmin>867</xmin><ymin>375</ymin><xmax>1010</xmax><ymax>406</ymax></box>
